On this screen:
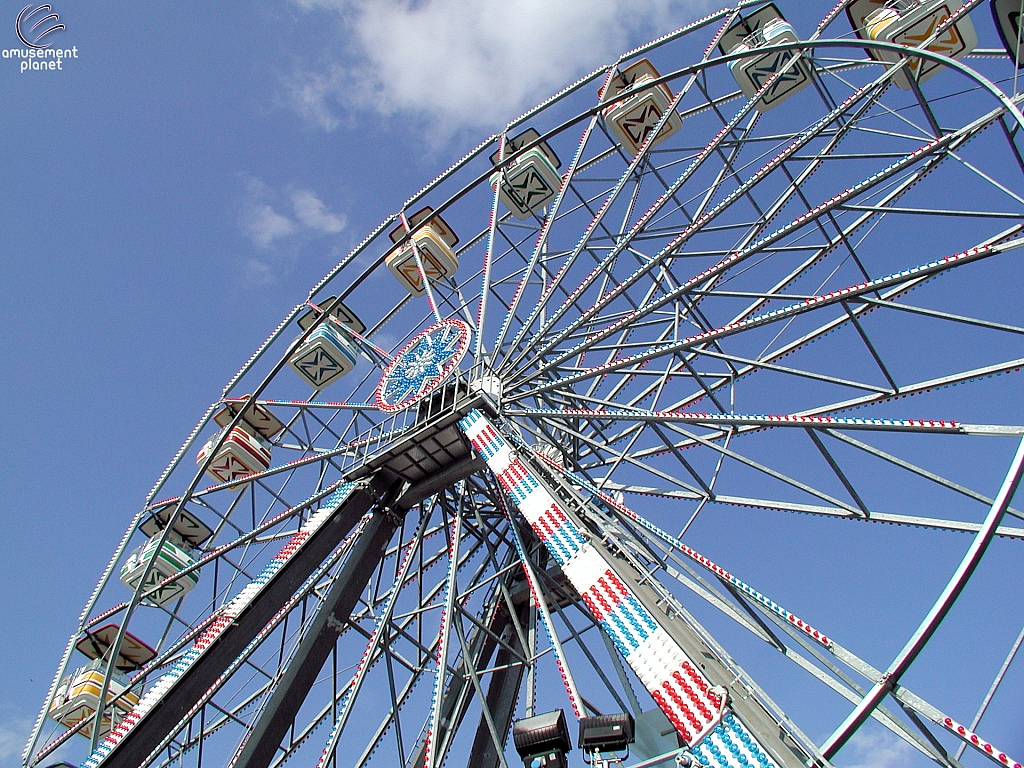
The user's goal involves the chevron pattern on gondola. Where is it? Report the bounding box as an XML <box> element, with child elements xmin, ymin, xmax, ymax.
<box><xmin>746</xmin><ymin>50</ymin><xmax>807</xmax><ymax>100</ymax></box>
<box><xmin>295</xmin><ymin>349</ymin><xmax>343</xmax><ymax>385</ymax></box>
<box><xmin>508</xmin><ymin>168</ymin><xmax>553</xmax><ymax>209</ymax></box>
<box><xmin>620</xmin><ymin>101</ymin><xmax>664</xmax><ymax>146</ymax></box>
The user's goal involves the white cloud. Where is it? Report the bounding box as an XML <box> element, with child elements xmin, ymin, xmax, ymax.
<box><xmin>841</xmin><ymin>728</ymin><xmax>916</xmax><ymax>768</ymax></box>
<box><xmin>240</xmin><ymin>258</ymin><xmax>276</xmax><ymax>287</ymax></box>
<box><xmin>235</xmin><ymin>176</ymin><xmax>347</xmax><ymax>286</ymax></box>
<box><xmin>286</xmin><ymin>67</ymin><xmax>345</xmax><ymax>132</ymax></box>
<box><xmin>243</xmin><ymin>203</ymin><xmax>297</xmax><ymax>249</ymax></box>
<box><xmin>238</xmin><ymin>175</ymin><xmax>346</xmax><ymax>250</ymax></box>
<box><xmin>0</xmin><ymin>714</ymin><xmax>30</xmax><ymax>763</ymax></box>
<box><xmin>292</xmin><ymin>189</ymin><xmax>346</xmax><ymax>233</ymax></box>
<box><xmin>285</xmin><ymin>0</ymin><xmax>710</xmax><ymax>133</ymax></box>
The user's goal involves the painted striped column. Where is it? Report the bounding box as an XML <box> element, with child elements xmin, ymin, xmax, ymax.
<box><xmin>460</xmin><ymin>410</ymin><xmax>729</xmax><ymax>747</ymax></box>
<box><xmin>81</xmin><ymin>483</ymin><xmax>357</xmax><ymax>768</ymax></box>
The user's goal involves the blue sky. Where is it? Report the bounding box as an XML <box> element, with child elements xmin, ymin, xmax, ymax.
<box><xmin>2</xmin><ymin>2</ymin><xmax>1022</xmax><ymax>768</ymax></box>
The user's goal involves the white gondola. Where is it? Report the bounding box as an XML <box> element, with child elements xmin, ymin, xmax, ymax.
<box><xmin>724</xmin><ymin>9</ymin><xmax>810</xmax><ymax>111</ymax></box>
<box><xmin>846</xmin><ymin>0</ymin><xmax>892</xmax><ymax>59</ymax></box>
<box><xmin>287</xmin><ymin>297</ymin><xmax>364</xmax><ymax>390</ymax></box>
<box><xmin>49</xmin><ymin>625</ymin><xmax>155</xmax><ymax>738</ymax></box>
<box><xmin>598</xmin><ymin>59</ymin><xmax>682</xmax><ymax>155</ymax></box>
<box><xmin>196</xmin><ymin>422</ymin><xmax>272</xmax><ymax>483</ymax></box>
<box><xmin>214</xmin><ymin>396</ymin><xmax>285</xmax><ymax>440</ymax></box>
<box><xmin>287</xmin><ymin>323</ymin><xmax>360</xmax><ymax>390</ymax></box>
<box><xmin>489</xmin><ymin>128</ymin><xmax>563</xmax><ymax>219</ymax></box>
<box><xmin>863</xmin><ymin>0</ymin><xmax>977</xmax><ymax>88</ymax></box>
<box><xmin>119</xmin><ymin>508</ymin><xmax>213</xmax><ymax>606</ymax></box>
<box><xmin>385</xmin><ymin>206</ymin><xmax>460</xmax><ymax>296</ymax></box>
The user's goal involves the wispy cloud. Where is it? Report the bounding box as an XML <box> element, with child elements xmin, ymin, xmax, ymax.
<box><xmin>286</xmin><ymin>67</ymin><xmax>346</xmax><ymax>132</ymax></box>
<box><xmin>239</xmin><ymin>175</ymin><xmax>346</xmax><ymax>249</ymax></box>
<box><xmin>841</xmin><ymin>729</ymin><xmax>916</xmax><ymax>768</ymax></box>
<box><xmin>291</xmin><ymin>189</ymin><xmax>346</xmax><ymax>233</ymax></box>
<box><xmin>0</xmin><ymin>713</ymin><xmax>30</xmax><ymax>765</ymax></box>
<box><xmin>236</xmin><ymin>175</ymin><xmax>347</xmax><ymax>286</ymax></box>
<box><xmin>284</xmin><ymin>0</ymin><xmax>710</xmax><ymax>134</ymax></box>
<box><xmin>243</xmin><ymin>202</ymin><xmax>297</xmax><ymax>249</ymax></box>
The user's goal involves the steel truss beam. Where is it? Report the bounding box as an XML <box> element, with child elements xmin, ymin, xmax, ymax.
<box><xmin>233</xmin><ymin>478</ymin><xmax>405</xmax><ymax>768</ymax></box>
<box><xmin>93</xmin><ymin>478</ymin><xmax>393</xmax><ymax>768</ymax></box>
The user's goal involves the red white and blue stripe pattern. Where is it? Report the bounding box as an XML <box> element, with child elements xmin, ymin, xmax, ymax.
<box><xmin>506</xmin><ymin>408</ymin><xmax>961</xmax><ymax>434</ymax></box>
<box><xmin>515</xmin><ymin>442</ymin><xmax>834</xmax><ymax>650</ymax></box>
<box><xmin>81</xmin><ymin>483</ymin><xmax>357</xmax><ymax>768</ymax></box>
<box><xmin>459</xmin><ymin>409</ymin><xmax>724</xmax><ymax>745</ymax></box>
<box><xmin>691</xmin><ymin>713</ymin><xmax>780</xmax><ymax>768</ymax></box>
<box><xmin>498</xmin><ymin>489</ymin><xmax>584</xmax><ymax>717</ymax></box>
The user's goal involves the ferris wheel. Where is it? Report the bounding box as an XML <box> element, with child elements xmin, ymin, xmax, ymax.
<box><xmin>24</xmin><ymin>2</ymin><xmax>1024</xmax><ymax>767</ymax></box>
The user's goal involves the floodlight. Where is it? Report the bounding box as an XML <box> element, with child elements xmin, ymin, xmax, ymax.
<box><xmin>579</xmin><ymin>712</ymin><xmax>635</xmax><ymax>753</ymax></box>
<box><xmin>513</xmin><ymin>710</ymin><xmax>572</xmax><ymax>768</ymax></box>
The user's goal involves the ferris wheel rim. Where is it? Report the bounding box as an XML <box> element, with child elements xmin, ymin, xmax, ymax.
<box><xmin>26</xmin><ymin>4</ymin><xmax>1024</xmax><ymax>768</ymax></box>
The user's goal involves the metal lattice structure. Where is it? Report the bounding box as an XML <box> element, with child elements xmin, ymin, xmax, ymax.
<box><xmin>26</xmin><ymin>2</ymin><xmax>1024</xmax><ymax>767</ymax></box>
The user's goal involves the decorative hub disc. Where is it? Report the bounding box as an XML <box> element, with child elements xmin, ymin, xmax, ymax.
<box><xmin>374</xmin><ymin>319</ymin><xmax>470</xmax><ymax>413</ymax></box>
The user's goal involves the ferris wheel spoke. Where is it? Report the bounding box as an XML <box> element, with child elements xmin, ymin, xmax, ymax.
<box><xmin>953</xmin><ymin>621</ymin><xmax>1024</xmax><ymax>761</ymax></box>
<box><xmin>635</xmin><ymin>535</ymin><xmax>971</xmax><ymax>768</ymax></box>
<box><xmin>638</xmin><ymin>411</ymin><xmax>983</xmax><ymax>507</ymax></box>
<box><xmin>573</xmin><ymin>420</ymin><xmax>929</xmax><ymax>525</ymax></box>
<box><xmin>619</xmin><ymin>351</ymin><xmax>1024</xmax><ymax>462</ymax></box>
<box><xmin>511</xmin><ymin>228</ymin><xmax>1024</xmax><ymax>404</ymax></box>
<box><xmin>500</xmin><ymin>89</ymin><xmax>692</xmax><ymax>368</ymax></box>
<box><xmin>616</xmin><ymin>431</ymin><xmax>1024</xmax><ymax>529</ymax></box>
<box><xmin>490</xmin><ymin>114</ymin><xmax>603</xmax><ymax>363</ymax></box>
<box><xmin>672</xmin><ymin>129</ymin><xmax>963</xmax><ymax>330</ymax></box>
<box><xmin>815</xmin><ymin>429</ymin><xmax>1024</xmax><ymax>522</ymax></box>
<box><xmin>604</xmin><ymin>480</ymin><xmax>1024</xmax><ymax>537</ymax></box>
<box><xmin>635</xmin><ymin>419</ymin><xmax>868</xmax><ymax>514</ymax></box>
<box><xmin>476</xmin><ymin>151</ymin><xmax>505</xmax><ymax>361</ymax></box>
<box><xmin>422</xmin><ymin>491</ymin><xmax>463</xmax><ymax>768</ymax></box>
<box><xmin>511</xmin><ymin>100</ymin><xmax>1006</xmax><ymax>389</ymax></box>
<box><xmin>950</xmin><ymin>148</ymin><xmax>1024</xmax><ymax>207</ymax></box>
<box><xmin>526</xmin><ymin>409</ymin><xmax>714</xmax><ymax>498</ymax></box>
<box><xmin>507</xmin><ymin>408</ymin><xmax>968</xmax><ymax>434</ymax></box>
<box><xmin>821</xmin><ymin>433</ymin><xmax>1024</xmax><ymax>759</ymax></box>
<box><xmin>500</xmin><ymin>117</ymin><xmax>769</xmax><ymax>374</ymax></box>
<box><xmin>504</xmin><ymin>73</ymin><xmax>901</xmax><ymax>379</ymax></box>
<box><xmin>547</xmin><ymin>453</ymin><xmax>1017</xmax><ymax>768</ymax></box>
